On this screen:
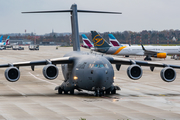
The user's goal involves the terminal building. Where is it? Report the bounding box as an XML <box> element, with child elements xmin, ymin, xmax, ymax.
<box><xmin>4</xmin><ymin>39</ymin><xmax>33</xmax><ymax>45</ymax></box>
<box><xmin>11</xmin><ymin>39</ymin><xmax>33</xmax><ymax>45</ymax></box>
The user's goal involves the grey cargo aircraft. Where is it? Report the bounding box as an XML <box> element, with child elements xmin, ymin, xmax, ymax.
<box><xmin>0</xmin><ymin>4</ymin><xmax>180</xmax><ymax>96</ymax></box>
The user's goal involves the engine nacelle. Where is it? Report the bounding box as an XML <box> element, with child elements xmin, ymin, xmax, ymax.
<box><xmin>127</xmin><ymin>64</ymin><xmax>143</xmax><ymax>80</ymax></box>
<box><xmin>43</xmin><ymin>64</ymin><xmax>59</xmax><ymax>80</ymax></box>
<box><xmin>154</xmin><ymin>53</ymin><xmax>167</xmax><ymax>58</ymax></box>
<box><xmin>160</xmin><ymin>67</ymin><xmax>176</xmax><ymax>82</ymax></box>
<box><xmin>5</xmin><ymin>67</ymin><xmax>20</xmax><ymax>82</ymax></box>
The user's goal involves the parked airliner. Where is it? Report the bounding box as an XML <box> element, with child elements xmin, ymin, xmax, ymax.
<box><xmin>81</xmin><ymin>34</ymin><xmax>94</xmax><ymax>49</ymax></box>
<box><xmin>0</xmin><ymin>36</ymin><xmax>10</xmax><ymax>46</ymax></box>
<box><xmin>92</xmin><ymin>31</ymin><xmax>180</xmax><ymax>60</ymax></box>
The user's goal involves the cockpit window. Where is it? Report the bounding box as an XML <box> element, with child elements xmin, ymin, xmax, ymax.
<box><xmin>89</xmin><ymin>63</ymin><xmax>109</xmax><ymax>68</ymax></box>
<box><xmin>99</xmin><ymin>64</ymin><xmax>104</xmax><ymax>68</ymax></box>
<box><xmin>94</xmin><ymin>64</ymin><xmax>99</xmax><ymax>67</ymax></box>
<box><xmin>89</xmin><ymin>64</ymin><xmax>94</xmax><ymax>68</ymax></box>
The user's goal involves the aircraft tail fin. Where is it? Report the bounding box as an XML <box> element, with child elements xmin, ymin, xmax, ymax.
<box><xmin>0</xmin><ymin>36</ymin><xmax>3</xmax><ymax>43</ymax></box>
<box><xmin>108</xmin><ymin>34</ymin><xmax>121</xmax><ymax>46</ymax></box>
<box><xmin>81</xmin><ymin>34</ymin><xmax>94</xmax><ymax>48</ymax></box>
<box><xmin>141</xmin><ymin>44</ymin><xmax>146</xmax><ymax>51</ymax></box>
<box><xmin>22</xmin><ymin>4</ymin><xmax>121</xmax><ymax>52</ymax></box>
<box><xmin>4</xmin><ymin>36</ymin><xmax>10</xmax><ymax>45</ymax></box>
<box><xmin>91</xmin><ymin>31</ymin><xmax>111</xmax><ymax>48</ymax></box>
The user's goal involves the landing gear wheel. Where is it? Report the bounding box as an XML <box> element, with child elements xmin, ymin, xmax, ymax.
<box><xmin>100</xmin><ymin>91</ymin><xmax>104</xmax><ymax>96</ymax></box>
<box><xmin>70</xmin><ymin>89</ymin><xmax>74</xmax><ymax>95</ymax></box>
<box><xmin>64</xmin><ymin>91</ymin><xmax>68</xmax><ymax>94</ymax></box>
<box><xmin>58</xmin><ymin>88</ymin><xmax>62</xmax><ymax>94</ymax></box>
<box><xmin>94</xmin><ymin>91</ymin><xmax>100</xmax><ymax>96</ymax></box>
<box><xmin>147</xmin><ymin>57</ymin><xmax>152</xmax><ymax>61</ymax></box>
<box><xmin>105</xmin><ymin>88</ymin><xmax>111</xmax><ymax>94</ymax></box>
<box><xmin>111</xmin><ymin>89</ymin><xmax>116</xmax><ymax>94</ymax></box>
<box><xmin>144</xmin><ymin>56</ymin><xmax>152</xmax><ymax>61</ymax></box>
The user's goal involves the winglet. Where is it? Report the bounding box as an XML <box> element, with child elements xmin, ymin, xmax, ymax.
<box><xmin>141</xmin><ymin>44</ymin><xmax>146</xmax><ymax>51</ymax></box>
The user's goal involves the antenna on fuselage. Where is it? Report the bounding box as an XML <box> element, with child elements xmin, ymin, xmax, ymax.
<box><xmin>22</xmin><ymin>4</ymin><xmax>121</xmax><ymax>51</ymax></box>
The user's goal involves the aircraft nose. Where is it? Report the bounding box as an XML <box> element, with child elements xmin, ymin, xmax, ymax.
<box><xmin>93</xmin><ymin>69</ymin><xmax>106</xmax><ymax>88</ymax></box>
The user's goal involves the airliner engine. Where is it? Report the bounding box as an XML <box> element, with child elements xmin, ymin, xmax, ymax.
<box><xmin>127</xmin><ymin>64</ymin><xmax>142</xmax><ymax>80</ymax></box>
<box><xmin>154</xmin><ymin>53</ymin><xmax>167</xmax><ymax>58</ymax></box>
<box><xmin>5</xmin><ymin>67</ymin><xmax>20</xmax><ymax>82</ymax></box>
<box><xmin>43</xmin><ymin>64</ymin><xmax>59</xmax><ymax>80</ymax></box>
<box><xmin>160</xmin><ymin>67</ymin><xmax>176</xmax><ymax>82</ymax></box>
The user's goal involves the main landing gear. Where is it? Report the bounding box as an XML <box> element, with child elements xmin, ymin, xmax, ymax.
<box><xmin>94</xmin><ymin>86</ymin><xmax>120</xmax><ymax>97</ymax></box>
<box><xmin>144</xmin><ymin>55</ymin><xmax>152</xmax><ymax>61</ymax></box>
<box><xmin>55</xmin><ymin>85</ymin><xmax>121</xmax><ymax>97</ymax></box>
<box><xmin>55</xmin><ymin>86</ymin><xmax>75</xmax><ymax>95</ymax></box>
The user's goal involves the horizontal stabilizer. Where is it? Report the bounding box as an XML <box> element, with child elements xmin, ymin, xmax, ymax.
<box><xmin>22</xmin><ymin>4</ymin><xmax>121</xmax><ymax>52</ymax></box>
<box><xmin>22</xmin><ymin>10</ymin><xmax>72</xmax><ymax>13</ymax></box>
<box><xmin>22</xmin><ymin>10</ymin><xmax>121</xmax><ymax>14</ymax></box>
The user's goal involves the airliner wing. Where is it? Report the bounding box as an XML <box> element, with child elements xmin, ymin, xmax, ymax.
<box><xmin>141</xmin><ymin>44</ymin><xmax>164</xmax><ymax>55</ymax></box>
<box><xmin>106</xmin><ymin>56</ymin><xmax>180</xmax><ymax>69</ymax></box>
<box><xmin>0</xmin><ymin>57</ymin><xmax>73</xmax><ymax>70</ymax></box>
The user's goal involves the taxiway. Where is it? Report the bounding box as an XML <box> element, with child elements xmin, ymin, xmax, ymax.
<box><xmin>0</xmin><ymin>46</ymin><xmax>180</xmax><ymax>120</ymax></box>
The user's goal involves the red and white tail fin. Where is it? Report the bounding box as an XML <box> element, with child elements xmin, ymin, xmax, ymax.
<box><xmin>5</xmin><ymin>36</ymin><xmax>10</xmax><ymax>45</ymax></box>
<box><xmin>108</xmin><ymin>34</ymin><xmax>121</xmax><ymax>46</ymax></box>
<box><xmin>81</xmin><ymin>34</ymin><xmax>94</xmax><ymax>48</ymax></box>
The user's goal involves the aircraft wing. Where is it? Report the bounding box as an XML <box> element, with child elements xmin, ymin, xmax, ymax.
<box><xmin>0</xmin><ymin>57</ymin><xmax>73</xmax><ymax>70</ymax></box>
<box><xmin>141</xmin><ymin>44</ymin><xmax>164</xmax><ymax>55</ymax></box>
<box><xmin>106</xmin><ymin>56</ymin><xmax>180</xmax><ymax>69</ymax></box>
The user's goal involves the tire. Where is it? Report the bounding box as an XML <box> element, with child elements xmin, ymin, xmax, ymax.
<box><xmin>64</xmin><ymin>91</ymin><xmax>68</xmax><ymax>94</ymax></box>
<box><xmin>70</xmin><ymin>89</ymin><xmax>74</xmax><ymax>95</ymax></box>
<box><xmin>111</xmin><ymin>89</ymin><xmax>116</xmax><ymax>94</ymax></box>
<box><xmin>106</xmin><ymin>89</ymin><xmax>111</xmax><ymax>94</ymax></box>
<box><xmin>58</xmin><ymin>88</ymin><xmax>62</xmax><ymax>94</ymax></box>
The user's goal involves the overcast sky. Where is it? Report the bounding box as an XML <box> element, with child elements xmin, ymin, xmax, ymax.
<box><xmin>0</xmin><ymin>0</ymin><xmax>180</xmax><ymax>35</ymax></box>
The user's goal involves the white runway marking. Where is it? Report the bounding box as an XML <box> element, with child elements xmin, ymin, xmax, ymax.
<box><xmin>29</xmin><ymin>72</ymin><xmax>58</xmax><ymax>86</ymax></box>
<box><xmin>7</xmin><ymin>85</ymin><xmax>26</xmax><ymax>96</ymax></box>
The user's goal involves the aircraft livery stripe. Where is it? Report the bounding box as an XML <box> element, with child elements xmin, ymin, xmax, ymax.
<box><xmin>110</xmin><ymin>41</ymin><xmax>119</xmax><ymax>46</ymax></box>
<box><xmin>113</xmin><ymin>46</ymin><xmax>127</xmax><ymax>55</ymax></box>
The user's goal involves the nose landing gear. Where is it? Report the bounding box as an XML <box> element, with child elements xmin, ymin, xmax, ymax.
<box><xmin>94</xmin><ymin>85</ymin><xmax>120</xmax><ymax>97</ymax></box>
<box><xmin>94</xmin><ymin>89</ymin><xmax>104</xmax><ymax>97</ymax></box>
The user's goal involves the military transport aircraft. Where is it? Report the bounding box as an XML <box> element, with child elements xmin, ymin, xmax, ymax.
<box><xmin>0</xmin><ymin>4</ymin><xmax>179</xmax><ymax>96</ymax></box>
<box><xmin>91</xmin><ymin>31</ymin><xmax>180</xmax><ymax>61</ymax></box>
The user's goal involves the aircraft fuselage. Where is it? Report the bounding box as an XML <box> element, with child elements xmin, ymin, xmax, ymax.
<box><xmin>105</xmin><ymin>46</ymin><xmax>180</xmax><ymax>56</ymax></box>
<box><xmin>61</xmin><ymin>51</ymin><xmax>114</xmax><ymax>92</ymax></box>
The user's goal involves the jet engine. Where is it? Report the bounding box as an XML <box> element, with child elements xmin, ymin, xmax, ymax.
<box><xmin>160</xmin><ymin>67</ymin><xmax>176</xmax><ymax>82</ymax></box>
<box><xmin>43</xmin><ymin>64</ymin><xmax>59</xmax><ymax>80</ymax></box>
<box><xmin>127</xmin><ymin>64</ymin><xmax>142</xmax><ymax>80</ymax></box>
<box><xmin>5</xmin><ymin>67</ymin><xmax>20</xmax><ymax>82</ymax></box>
<box><xmin>154</xmin><ymin>53</ymin><xmax>167</xmax><ymax>58</ymax></box>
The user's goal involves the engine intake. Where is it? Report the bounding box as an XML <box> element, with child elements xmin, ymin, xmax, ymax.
<box><xmin>127</xmin><ymin>64</ymin><xmax>142</xmax><ymax>80</ymax></box>
<box><xmin>5</xmin><ymin>67</ymin><xmax>20</xmax><ymax>82</ymax></box>
<box><xmin>43</xmin><ymin>64</ymin><xmax>59</xmax><ymax>80</ymax></box>
<box><xmin>160</xmin><ymin>67</ymin><xmax>176</xmax><ymax>82</ymax></box>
